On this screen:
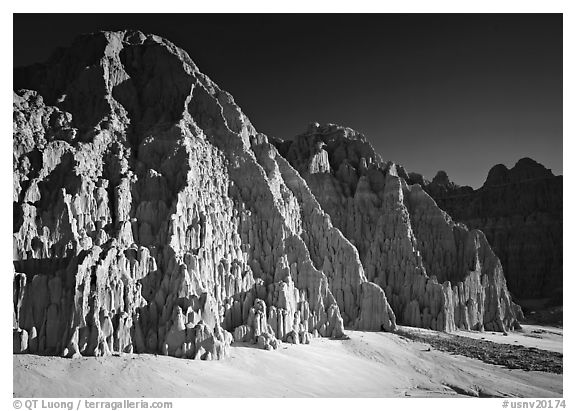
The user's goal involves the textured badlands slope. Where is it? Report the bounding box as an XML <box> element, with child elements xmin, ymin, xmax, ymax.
<box><xmin>274</xmin><ymin>123</ymin><xmax>521</xmax><ymax>332</ymax></box>
<box><xmin>13</xmin><ymin>31</ymin><xmax>396</xmax><ymax>359</ymax></box>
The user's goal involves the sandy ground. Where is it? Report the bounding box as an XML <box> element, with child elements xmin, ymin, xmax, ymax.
<box><xmin>396</xmin><ymin>326</ymin><xmax>562</xmax><ymax>374</ymax></box>
<box><xmin>13</xmin><ymin>328</ymin><xmax>562</xmax><ymax>398</ymax></box>
<box><xmin>454</xmin><ymin>324</ymin><xmax>563</xmax><ymax>353</ymax></box>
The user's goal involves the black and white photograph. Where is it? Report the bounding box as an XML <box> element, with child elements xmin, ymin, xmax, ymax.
<box><xmin>7</xmin><ymin>7</ymin><xmax>570</xmax><ymax>405</ymax></box>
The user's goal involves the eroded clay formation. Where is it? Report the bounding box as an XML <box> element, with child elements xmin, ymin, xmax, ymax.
<box><xmin>274</xmin><ymin>123</ymin><xmax>522</xmax><ymax>333</ymax></box>
<box><xmin>13</xmin><ymin>31</ymin><xmax>397</xmax><ymax>359</ymax></box>
<box><xmin>416</xmin><ymin>159</ymin><xmax>562</xmax><ymax>302</ymax></box>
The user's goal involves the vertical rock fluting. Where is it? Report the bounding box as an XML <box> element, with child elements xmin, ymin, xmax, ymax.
<box><xmin>274</xmin><ymin>123</ymin><xmax>521</xmax><ymax>332</ymax></box>
<box><xmin>420</xmin><ymin>159</ymin><xmax>562</xmax><ymax>303</ymax></box>
<box><xmin>13</xmin><ymin>31</ymin><xmax>396</xmax><ymax>358</ymax></box>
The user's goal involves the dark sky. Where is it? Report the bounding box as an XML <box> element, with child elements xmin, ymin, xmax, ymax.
<box><xmin>13</xmin><ymin>13</ymin><xmax>562</xmax><ymax>188</ymax></box>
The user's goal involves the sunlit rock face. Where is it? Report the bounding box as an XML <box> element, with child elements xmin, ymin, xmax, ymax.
<box><xmin>274</xmin><ymin>123</ymin><xmax>522</xmax><ymax>333</ymax></box>
<box><xmin>420</xmin><ymin>158</ymin><xmax>562</xmax><ymax>303</ymax></box>
<box><xmin>13</xmin><ymin>31</ymin><xmax>396</xmax><ymax>358</ymax></box>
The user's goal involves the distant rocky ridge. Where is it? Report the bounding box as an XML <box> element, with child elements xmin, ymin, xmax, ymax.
<box><xmin>13</xmin><ymin>31</ymin><xmax>396</xmax><ymax>359</ymax></box>
<box><xmin>413</xmin><ymin>159</ymin><xmax>562</xmax><ymax>303</ymax></box>
<box><xmin>273</xmin><ymin>123</ymin><xmax>521</xmax><ymax>333</ymax></box>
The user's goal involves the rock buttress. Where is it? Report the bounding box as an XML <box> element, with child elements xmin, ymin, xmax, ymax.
<box><xmin>13</xmin><ymin>31</ymin><xmax>395</xmax><ymax>357</ymax></box>
<box><xmin>274</xmin><ymin>123</ymin><xmax>521</xmax><ymax>332</ymax></box>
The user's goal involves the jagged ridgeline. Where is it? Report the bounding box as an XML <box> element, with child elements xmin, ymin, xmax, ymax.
<box><xmin>13</xmin><ymin>31</ymin><xmax>397</xmax><ymax>359</ymax></box>
<box><xmin>416</xmin><ymin>159</ymin><xmax>562</xmax><ymax>303</ymax></box>
<box><xmin>273</xmin><ymin>123</ymin><xmax>522</xmax><ymax>333</ymax></box>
